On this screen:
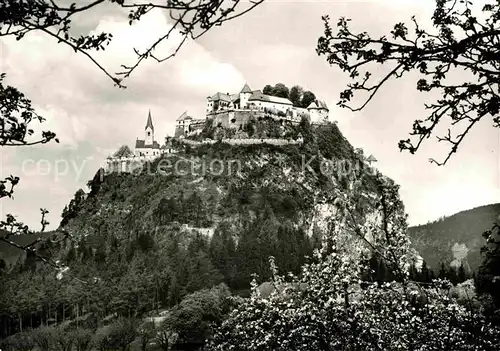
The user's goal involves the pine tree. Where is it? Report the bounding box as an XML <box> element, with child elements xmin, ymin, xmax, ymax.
<box><xmin>209</xmin><ymin>222</ymin><xmax>237</xmax><ymax>287</ymax></box>
<box><xmin>457</xmin><ymin>263</ymin><xmax>467</xmax><ymax>283</ymax></box>
<box><xmin>408</xmin><ymin>262</ymin><xmax>418</xmax><ymax>282</ymax></box>
<box><xmin>447</xmin><ymin>266</ymin><xmax>459</xmax><ymax>285</ymax></box>
<box><xmin>420</xmin><ymin>261</ymin><xmax>431</xmax><ymax>283</ymax></box>
<box><xmin>438</xmin><ymin>262</ymin><xmax>447</xmax><ymax>279</ymax></box>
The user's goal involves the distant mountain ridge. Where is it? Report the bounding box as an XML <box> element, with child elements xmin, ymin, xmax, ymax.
<box><xmin>0</xmin><ymin>230</ymin><xmax>54</xmax><ymax>267</ymax></box>
<box><xmin>408</xmin><ymin>203</ymin><xmax>500</xmax><ymax>272</ymax></box>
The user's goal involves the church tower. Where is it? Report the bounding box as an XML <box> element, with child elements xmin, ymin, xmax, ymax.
<box><xmin>145</xmin><ymin>109</ymin><xmax>154</xmax><ymax>146</ymax></box>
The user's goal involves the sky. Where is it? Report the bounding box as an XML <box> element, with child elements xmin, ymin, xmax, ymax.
<box><xmin>0</xmin><ymin>0</ymin><xmax>499</xmax><ymax>230</ymax></box>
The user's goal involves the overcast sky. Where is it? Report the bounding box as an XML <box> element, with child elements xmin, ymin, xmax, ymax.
<box><xmin>1</xmin><ymin>0</ymin><xmax>499</xmax><ymax>230</ymax></box>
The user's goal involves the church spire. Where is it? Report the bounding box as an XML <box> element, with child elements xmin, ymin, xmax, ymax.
<box><xmin>145</xmin><ymin>109</ymin><xmax>154</xmax><ymax>131</ymax></box>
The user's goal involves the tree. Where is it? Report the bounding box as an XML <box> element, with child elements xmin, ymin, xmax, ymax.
<box><xmin>457</xmin><ymin>262</ymin><xmax>468</xmax><ymax>283</ymax></box>
<box><xmin>271</xmin><ymin>83</ymin><xmax>290</xmax><ymax>99</ymax></box>
<box><xmin>438</xmin><ymin>262</ymin><xmax>447</xmax><ymax>279</ymax></box>
<box><xmin>420</xmin><ymin>260</ymin><xmax>431</xmax><ymax>283</ymax></box>
<box><xmin>163</xmin><ymin>284</ymin><xmax>231</xmax><ymax>348</ymax></box>
<box><xmin>93</xmin><ymin>318</ymin><xmax>137</xmax><ymax>351</ymax></box>
<box><xmin>60</xmin><ymin>189</ymin><xmax>86</xmax><ymax>227</ymax></box>
<box><xmin>208</xmin><ymin>175</ymin><xmax>500</xmax><ymax>351</ymax></box>
<box><xmin>51</xmin><ymin>326</ymin><xmax>74</xmax><ymax>351</ymax></box>
<box><xmin>300</xmin><ymin>90</ymin><xmax>316</xmax><ymax>108</ymax></box>
<box><xmin>72</xmin><ymin>328</ymin><xmax>93</xmax><ymax>351</ymax></box>
<box><xmin>137</xmin><ymin>321</ymin><xmax>156</xmax><ymax>351</ymax></box>
<box><xmin>476</xmin><ymin>221</ymin><xmax>500</xmax><ymax>308</ymax></box>
<box><xmin>1</xmin><ymin>0</ymin><xmax>264</xmax><ymax>88</ymax></box>
<box><xmin>263</xmin><ymin>84</ymin><xmax>274</xmax><ymax>95</ymax></box>
<box><xmin>0</xmin><ymin>74</ymin><xmax>56</xmax><ymax>255</ymax></box>
<box><xmin>0</xmin><ymin>0</ymin><xmax>264</xmax><ymax>267</ymax></box>
<box><xmin>316</xmin><ymin>0</ymin><xmax>500</xmax><ymax>165</ymax></box>
<box><xmin>209</xmin><ymin>222</ymin><xmax>237</xmax><ymax>287</ymax></box>
<box><xmin>289</xmin><ymin>85</ymin><xmax>304</xmax><ymax>106</ymax></box>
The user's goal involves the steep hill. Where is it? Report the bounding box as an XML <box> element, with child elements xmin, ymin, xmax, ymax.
<box><xmin>408</xmin><ymin>203</ymin><xmax>500</xmax><ymax>272</ymax></box>
<box><xmin>63</xmin><ymin>120</ymin><xmax>380</xmax><ymax>272</ymax></box>
<box><xmin>0</xmin><ymin>119</ymin><xmax>392</xmax><ymax>340</ymax></box>
<box><xmin>0</xmin><ymin>230</ymin><xmax>54</xmax><ymax>267</ymax></box>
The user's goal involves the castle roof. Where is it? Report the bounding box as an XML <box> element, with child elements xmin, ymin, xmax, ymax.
<box><xmin>113</xmin><ymin>145</ymin><xmax>134</xmax><ymax>158</ymax></box>
<box><xmin>209</xmin><ymin>92</ymin><xmax>232</xmax><ymax>103</ymax></box>
<box><xmin>248</xmin><ymin>91</ymin><xmax>293</xmax><ymax>105</ymax></box>
<box><xmin>240</xmin><ymin>83</ymin><xmax>252</xmax><ymax>94</ymax></box>
<box><xmin>135</xmin><ymin>140</ymin><xmax>161</xmax><ymax>149</ymax></box>
<box><xmin>307</xmin><ymin>100</ymin><xmax>329</xmax><ymax>111</ymax></box>
<box><xmin>145</xmin><ymin>110</ymin><xmax>154</xmax><ymax>131</ymax></box>
<box><xmin>176</xmin><ymin>111</ymin><xmax>193</xmax><ymax>121</ymax></box>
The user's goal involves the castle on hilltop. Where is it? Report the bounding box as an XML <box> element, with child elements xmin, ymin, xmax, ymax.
<box><xmin>106</xmin><ymin>82</ymin><xmax>334</xmax><ymax>172</ymax></box>
<box><xmin>175</xmin><ymin>83</ymin><xmax>330</xmax><ymax>138</ymax></box>
<box><xmin>207</xmin><ymin>83</ymin><xmax>329</xmax><ymax>121</ymax></box>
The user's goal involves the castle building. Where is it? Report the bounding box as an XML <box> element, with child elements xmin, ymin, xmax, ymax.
<box><xmin>306</xmin><ymin>100</ymin><xmax>329</xmax><ymax>122</ymax></box>
<box><xmin>206</xmin><ymin>83</ymin><xmax>329</xmax><ymax>123</ymax></box>
<box><xmin>174</xmin><ymin>111</ymin><xmax>194</xmax><ymax>138</ymax></box>
<box><xmin>135</xmin><ymin>110</ymin><xmax>161</xmax><ymax>156</ymax></box>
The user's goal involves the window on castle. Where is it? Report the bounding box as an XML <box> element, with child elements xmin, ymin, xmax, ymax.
<box><xmin>148</xmin><ymin>132</ymin><xmax>151</xmax><ymax>136</ymax></box>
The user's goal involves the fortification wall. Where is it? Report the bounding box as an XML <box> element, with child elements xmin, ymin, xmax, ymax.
<box><xmin>180</xmin><ymin>137</ymin><xmax>303</xmax><ymax>146</ymax></box>
<box><xmin>105</xmin><ymin>151</ymin><xmax>177</xmax><ymax>173</ymax></box>
<box><xmin>209</xmin><ymin>109</ymin><xmax>266</xmax><ymax>129</ymax></box>
<box><xmin>207</xmin><ymin>106</ymin><xmax>330</xmax><ymax>127</ymax></box>
<box><xmin>174</xmin><ymin>125</ymin><xmax>186</xmax><ymax>138</ymax></box>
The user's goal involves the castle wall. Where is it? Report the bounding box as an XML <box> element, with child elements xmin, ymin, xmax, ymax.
<box><xmin>106</xmin><ymin>150</ymin><xmax>177</xmax><ymax>174</ymax></box>
<box><xmin>186</xmin><ymin>120</ymin><xmax>205</xmax><ymax>136</ymax></box>
<box><xmin>135</xmin><ymin>147</ymin><xmax>161</xmax><ymax>157</ymax></box>
<box><xmin>309</xmin><ymin>109</ymin><xmax>328</xmax><ymax>123</ymax></box>
<box><xmin>176</xmin><ymin>119</ymin><xmax>205</xmax><ymax>138</ymax></box>
<box><xmin>105</xmin><ymin>155</ymin><xmax>155</xmax><ymax>174</ymax></box>
<box><xmin>209</xmin><ymin>109</ymin><xmax>266</xmax><ymax>128</ymax></box>
<box><xmin>180</xmin><ymin>137</ymin><xmax>304</xmax><ymax>147</ymax></box>
<box><xmin>174</xmin><ymin>125</ymin><xmax>186</xmax><ymax>138</ymax></box>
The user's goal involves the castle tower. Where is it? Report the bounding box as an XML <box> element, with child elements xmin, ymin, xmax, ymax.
<box><xmin>145</xmin><ymin>109</ymin><xmax>154</xmax><ymax>146</ymax></box>
<box><xmin>239</xmin><ymin>83</ymin><xmax>252</xmax><ymax>109</ymax></box>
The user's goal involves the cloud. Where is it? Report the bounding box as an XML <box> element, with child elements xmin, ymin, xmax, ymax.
<box><xmin>0</xmin><ymin>6</ymin><xmax>245</xmax><ymax>228</ymax></box>
<box><xmin>1</xmin><ymin>0</ymin><xmax>498</xmax><ymax>230</ymax></box>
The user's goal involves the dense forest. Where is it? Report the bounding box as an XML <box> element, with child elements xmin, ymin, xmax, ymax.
<box><xmin>408</xmin><ymin>203</ymin><xmax>500</xmax><ymax>270</ymax></box>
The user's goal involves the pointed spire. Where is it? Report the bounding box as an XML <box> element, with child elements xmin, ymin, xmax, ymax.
<box><xmin>240</xmin><ymin>82</ymin><xmax>252</xmax><ymax>94</ymax></box>
<box><xmin>145</xmin><ymin>109</ymin><xmax>154</xmax><ymax>131</ymax></box>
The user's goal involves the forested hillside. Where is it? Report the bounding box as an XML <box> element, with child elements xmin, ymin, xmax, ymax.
<box><xmin>408</xmin><ymin>203</ymin><xmax>500</xmax><ymax>271</ymax></box>
<box><xmin>0</xmin><ymin>119</ymin><xmax>382</xmax><ymax>346</ymax></box>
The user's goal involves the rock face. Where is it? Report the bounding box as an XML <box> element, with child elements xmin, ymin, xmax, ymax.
<box><xmin>53</xmin><ymin>122</ymin><xmax>384</xmax><ymax>291</ymax></box>
<box><xmin>66</xmin><ymin>122</ymin><xmax>377</xmax><ymax>231</ymax></box>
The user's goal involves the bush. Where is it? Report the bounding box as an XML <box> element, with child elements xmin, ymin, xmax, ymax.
<box><xmin>52</xmin><ymin>326</ymin><xmax>74</xmax><ymax>351</ymax></box>
<box><xmin>93</xmin><ymin>318</ymin><xmax>137</xmax><ymax>351</ymax></box>
<box><xmin>138</xmin><ymin>321</ymin><xmax>156</xmax><ymax>351</ymax></box>
<box><xmin>72</xmin><ymin>328</ymin><xmax>93</xmax><ymax>351</ymax></box>
<box><xmin>243</xmin><ymin>120</ymin><xmax>255</xmax><ymax>137</ymax></box>
<box><xmin>32</xmin><ymin>326</ymin><xmax>54</xmax><ymax>351</ymax></box>
<box><xmin>2</xmin><ymin>331</ymin><xmax>35</xmax><ymax>351</ymax></box>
